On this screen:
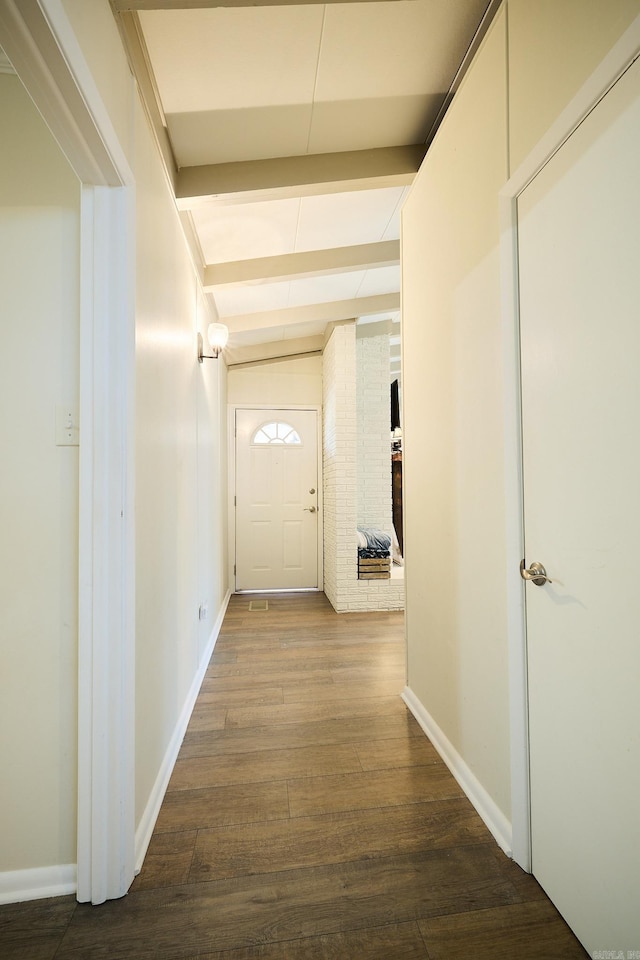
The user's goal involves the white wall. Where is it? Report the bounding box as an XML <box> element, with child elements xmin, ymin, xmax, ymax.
<box><xmin>61</xmin><ymin>0</ymin><xmax>134</xmax><ymax>158</ymax></box>
<box><xmin>196</xmin><ymin>290</ymin><xmax>228</xmax><ymax>665</ymax></box>
<box><xmin>133</xmin><ymin>92</ymin><xmax>228</xmax><ymax>835</ymax></box>
<box><xmin>0</xmin><ymin>75</ymin><xmax>80</xmax><ymax>877</ymax></box>
<box><xmin>403</xmin><ymin>9</ymin><xmax>510</xmax><ymax>820</ymax></box>
<box><xmin>356</xmin><ymin>333</ymin><xmax>392</xmax><ymax>533</ymax></box>
<box><xmin>402</xmin><ymin>0</ymin><xmax>639</xmax><ymax>848</ymax></box>
<box><xmin>228</xmin><ymin>355</ymin><xmax>322</xmax><ymax>407</ymax></box>
<box><xmin>508</xmin><ymin>0</ymin><xmax>640</xmax><ymax>171</ymax></box>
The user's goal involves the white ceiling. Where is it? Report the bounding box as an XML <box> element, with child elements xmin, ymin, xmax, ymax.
<box><xmin>113</xmin><ymin>0</ymin><xmax>492</xmax><ymax>364</ymax></box>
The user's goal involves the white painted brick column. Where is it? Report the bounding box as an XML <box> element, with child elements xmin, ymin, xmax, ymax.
<box><xmin>322</xmin><ymin>324</ymin><xmax>357</xmax><ymax>611</ymax></box>
<box><xmin>322</xmin><ymin>325</ymin><xmax>404</xmax><ymax>613</ymax></box>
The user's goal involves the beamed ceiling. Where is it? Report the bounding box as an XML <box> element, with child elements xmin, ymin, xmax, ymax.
<box><xmin>111</xmin><ymin>0</ymin><xmax>497</xmax><ymax>368</ymax></box>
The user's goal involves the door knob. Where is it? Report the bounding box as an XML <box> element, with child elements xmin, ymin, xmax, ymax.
<box><xmin>304</xmin><ymin>506</ymin><xmax>316</xmax><ymax>513</ymax></box>
<box><xmin>520</xmin><ymin>559</ymin><xmax>552</xmax><ymax>586</ymax></box>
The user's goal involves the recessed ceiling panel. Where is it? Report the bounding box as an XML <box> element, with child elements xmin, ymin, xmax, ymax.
<box><xmin>228</xmin><ymin>320</ymin><xmax>327</xmax><ymax>348</ymax></box>
<box><xmin>287</xmin><ymin>272</ymin><xmax>367</xmax><ymax>309</ymax></box>
<box><xmin>280</xmin><ymin>320</ymin><xmax>329</xmax><ymax>341</ymax></box>
<box><xmin>316</xmin><ymin>0</ymin><xmax>489</xmax><ymax>101</ymax></box>
<box><xmin>214</xmin><ymin>281</ymin><xmax>291</xmax><ymax>319</ymax></box>
<box><xmin>307</xmin><ymin>95</ymin><xmax>439</xmax><ymax>156</ymax></box>
<box><xmin>296</xmin><ymin>187</ymin><xmax>405</xmax><ymax>252</ymax></box>
<box><xmin>139</xmin><ymin>8</ymin><xmax>324</xmax><ymax>113</ymax></box>
<box><xmin>167</xmin><ymin>105</ymin><xmax>313</xmax><ymax>167</ymax></box>
<box><xmin>228</xmin><ymin>326</ymin><xmax>288</xmax><ymax>347</ymax></box>
<box><xmin>192</xmin><ymin>198</ymin><xmax>300</xmax><ymax>264</ymax></box>
<box><xmin>356</xmin><ymin>265</ymin><xmax>401</xmax><ymax>298</ymax></box>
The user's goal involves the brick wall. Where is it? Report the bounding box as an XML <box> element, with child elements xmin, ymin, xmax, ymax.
<box><xmin>322</xmin><ymin>324</ymin><xmax>357</xmax><ymax>610</ymax></box>
<box><xmin>322</xmin><ymin>324</ymin><xmax>404</xmax><ymax>612</ymax></box>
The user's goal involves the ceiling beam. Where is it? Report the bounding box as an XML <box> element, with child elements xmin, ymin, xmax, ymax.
<box><xmin>223</xmin><ymin>293</ymin><xmax>400</xmax><ymax>334</ymax></box>
<box><xmin>204</xmin><ymin>241</ymin><xmax>399</xmax><ymax>289</ymax></box>
<box><xmin>176</xmin><ymin>145</ymin><xmax>426</xmax><ymax>208</ymax></box>
<box><xmin>112</xmin><ymin>1</ymin><xmax>408</xmax><ymax>9</ymax></box>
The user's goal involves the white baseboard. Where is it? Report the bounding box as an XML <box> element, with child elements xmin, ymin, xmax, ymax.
<box><xmin>402</xmin><ymin>685</ymin><xmax>513</xmax><ymax>856</ymax></box>
<box><xmin>134</xmin><ymin>589</ymin><xmax>231</xmax><ymax>873</ymax></box>
<box><xmin>0</xmin><ymin>864</ymin><xmax>76</xmax><ymax>904</ymax></box>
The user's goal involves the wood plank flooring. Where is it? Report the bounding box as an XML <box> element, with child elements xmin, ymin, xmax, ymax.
<box><xmin>0</xmin><ymin>591</ymin><xmax>588</xmax><ymax>960</ymax></box>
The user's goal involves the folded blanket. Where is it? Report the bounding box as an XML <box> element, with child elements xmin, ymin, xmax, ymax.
<box><xmin>358</xmin><ymin>548</ymin><xmax>390</xmax><ymax>559</ymax></box>
<box><xmin>357</xmin><ymin>526</ymin><xmax>391</xmax><ymax>558</ymax></box>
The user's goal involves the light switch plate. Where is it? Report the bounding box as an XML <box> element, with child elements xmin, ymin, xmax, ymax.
<box><xmin>56</xmin><ymin>405</ymin><xmax>79</xmax><ymax>446</ymax></box>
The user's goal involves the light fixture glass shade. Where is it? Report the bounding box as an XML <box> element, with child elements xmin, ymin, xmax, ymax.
<box><xmin>207</xmin><ymin>322</ymin><xmax>229</xmax><ymax>352</ymax></box>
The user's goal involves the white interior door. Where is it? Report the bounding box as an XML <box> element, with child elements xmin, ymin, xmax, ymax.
<box><xmin>518</xmin><ymin>57</ymin><xmax>640</xmax><ymax>954</ymax></box>
<box><xmin>235</xmin><ymin>408</ymin><xmax>319</xmax><ymax>590</ymax></box>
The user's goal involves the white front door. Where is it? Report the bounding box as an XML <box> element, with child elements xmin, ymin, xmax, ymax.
<box><xmin>235</xmin><ymin>408</ymin><xmax>319</xmax><ymax>590</ymax></box>
<box><xmin>518</xmin><ymin>57</ymin><xmax>640</xmax><ymax>953</ymax></box>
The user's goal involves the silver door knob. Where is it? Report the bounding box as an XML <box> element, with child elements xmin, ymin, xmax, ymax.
<box><xmin>304</xmin><ymin>506</ymin><xmax>316</xmax><ymax>513</ymax></box>
<box><xmin>520</xmin><ymin>559</ymin><xmax>552</xmax><ymax>586</ymax></box>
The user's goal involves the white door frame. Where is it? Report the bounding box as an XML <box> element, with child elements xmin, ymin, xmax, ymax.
<box><xmin>228</xmin><ymin>404</ymin><xmax>323</xmax><ymax>593</ymax></box>
<box><xmin>0</xmin><ymin>0</ymin><xmax>136</xmax><ymax>902</ymax></box>
<box><xmin>499</xmin><ymin>15</ymin><xmax>640</xmax><ymax>872</ymax></box>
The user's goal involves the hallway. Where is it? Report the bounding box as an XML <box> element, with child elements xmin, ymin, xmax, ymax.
<box><xmin>2</xmin><ymin>593</ymin><xmax>586</xmax><ymax>958</ymax></box>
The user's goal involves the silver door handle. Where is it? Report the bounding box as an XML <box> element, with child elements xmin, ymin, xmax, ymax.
<box><xmin>304</xmin><ymin>506</ymin><xmax>316</xmax><ymax>513</ymax></box>
<box><xmin>520</xmin><ymin>559</ymin><xmax>552</xmax><ymax>586</ymax></box>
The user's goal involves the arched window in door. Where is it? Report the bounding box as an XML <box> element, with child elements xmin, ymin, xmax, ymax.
<box><xmin>252</xmin><ymin>421</ymin><xmax>302</xmax><ymax>445</ymax></box>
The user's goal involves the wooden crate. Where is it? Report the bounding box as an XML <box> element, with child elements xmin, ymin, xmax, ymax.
<box><xmin>358</xmin><ymin>556</ymin><xmax>390</xmax><ymax>580</ymax></box>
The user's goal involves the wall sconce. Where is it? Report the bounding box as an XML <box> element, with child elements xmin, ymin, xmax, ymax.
<box><xmin>198</xmin><ymin>322</ymin><xmax>229</xmax><ymax>362</ymax></box>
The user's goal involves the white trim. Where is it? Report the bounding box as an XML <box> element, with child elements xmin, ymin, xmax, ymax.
<box><xmin>499</xmin><ymin>191</ymin><xmax>530</xmax><ymax>871</ymax></box>
<box><xmin>134</xmin><ymin>589</ymin><xmax>231</xmax><ymax>873</ymax></box>
<box><xmin>402</xmin><ymin>686</ymin><xmax>512</xmax><ymax>857</ymax></box>
<box><xmin>499</xmin><ymin>13</ymin><xmax>640</xmax><ymax>875</ymax></box>
<box><xmin>229</xmin><ymin>404</ymin><xmax>324</xmax><ymax>593</ymax></box>
<box><xmin>76</xmin><ymin>183</ymin><xmax>137</xmax><ymax>905</ymax></box>
<box><xmin>0</xmin><ymin>865</ymin><xmax>77</xmax><ymax>906</ymax></box>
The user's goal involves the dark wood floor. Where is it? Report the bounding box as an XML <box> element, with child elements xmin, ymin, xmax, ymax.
<box><xmin>2</xmin><ymin>592</ymin><xmax>588</xmax><ymax>959</ymax></box>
